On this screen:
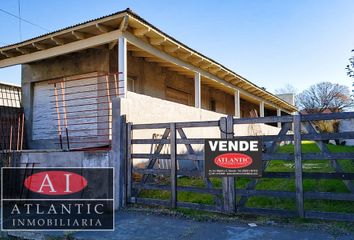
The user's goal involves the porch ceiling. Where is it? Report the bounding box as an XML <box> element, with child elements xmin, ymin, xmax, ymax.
<box><xmin>0</xmin><ymin>8</ymin><xmax>297</xmax><ymax>113</ymax></box>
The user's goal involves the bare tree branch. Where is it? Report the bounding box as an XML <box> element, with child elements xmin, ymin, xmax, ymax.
<box><xmin>297</xmin><ymin>82</ymin><xmax>353</xmax><ymax>113</ymax></box>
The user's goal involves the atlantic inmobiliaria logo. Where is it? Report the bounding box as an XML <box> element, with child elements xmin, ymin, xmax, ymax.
<box><xmin>24</xmin><ymin>171</ymin><xmax>88</xmax><ymax>195</ymax></box>
<box><xmin>205</xmin><ymin>139</ymin><xmax>262</xmax><ymax>177</ymax></box>
<box><xmin>1</xmin><ymin>167</ymin><xmax>114</xmax><ymax>231</ymax></box>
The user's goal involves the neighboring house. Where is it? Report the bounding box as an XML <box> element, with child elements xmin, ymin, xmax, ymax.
<box><xmin>301</xmin><ymin>108</ymin><xmax>340</xmax><ymax>114</ymax></box>
<box><xmin>0</xmin><ymin>82</ymin><xmax>21</xmax><ymax>108</ymax></box>
<box><xmin>0</xmin><ymin>82</ymin><xmax>23</xmax><ymax>151</ymax></box>
<box><xmin>0</xmin><ymin>9</ymin><xmax>297</xmax><ymax>150</ymax></box>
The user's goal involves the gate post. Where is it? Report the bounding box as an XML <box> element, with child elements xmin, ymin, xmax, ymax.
<box><xmin>170</xmin><ymin>123</ymin><xmax>177</xmax><ymax>208</ymax></box>
<box><xmin>293</xmin><ymin>113</ymin><xmax>304</xmax><ymax>217</ymax></box>
<box><xmin>220</xmin><ymin>115</ymin><xmax>236</xmax><ymax>213</ymax></box>
<box><xmin>111</xmin><ymin>98</ymin><xmax>127</xmax><ymax>210</ymax></box>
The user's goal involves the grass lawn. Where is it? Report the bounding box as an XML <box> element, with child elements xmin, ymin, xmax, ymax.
<box><xmin>138</xmin><ymin>141</ymin><xmax>354</xmax><ymax>214</ymax></box>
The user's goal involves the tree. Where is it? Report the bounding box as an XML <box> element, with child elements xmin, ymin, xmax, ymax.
<box><xmin>297</xmin><ymin>82</ymin><xmax>353</xmax><ymax>113</ymax></box>
<box><xmin>298</xmin><ymin>82</ymin><xmax>353</xmax><ymax>137</ymax></box>
<box><xmin>346</xmin><ymin>49</ymin><xmax>354</xmax><ymax>78</ymax></box>
<box><xmin>274</xmin><ymin>84</ymin><xmax>297</xmax><ymax>95</ymax></box>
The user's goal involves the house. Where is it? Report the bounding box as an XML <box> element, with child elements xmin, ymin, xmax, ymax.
<box><xmin>0</xmin><ymin>82</ymin><xmax>23</xmax><ymax>151</ymax></box>
<box><xmin>0</xmin><ymin>9</ymin><xmax>297</xmax><ymax>150</ymax></box>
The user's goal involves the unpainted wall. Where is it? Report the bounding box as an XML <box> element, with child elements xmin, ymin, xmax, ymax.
<box><xmin>110</xmin><ymin>50</ymin><xmax>236</xmax><ymax>115</ymax></box>
<box><xmin>22</xmin><ymin>48</ymin><xmax>110</xmax><ymax>149</ymax></box>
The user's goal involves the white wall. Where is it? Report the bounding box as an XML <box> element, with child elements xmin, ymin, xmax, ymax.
<box><xmin>339</xmin><ymin>119</ymin><xmax>354</xmax><ymax>146</ymax></box>
<box><xmin>121</xmin><ymin>92</ymin><xmax>281</xmax><ymax>166</ymax></box>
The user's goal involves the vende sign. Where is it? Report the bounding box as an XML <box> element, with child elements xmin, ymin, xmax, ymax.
<box><xmin>1</xmin><ymin>167</ymin><xmax>114</xmax><ymax>231</ymax></box>
<box><xmin>205</xmin><ymin>139</ymin><xmax>262</xmax><ymax>177</ymax></box>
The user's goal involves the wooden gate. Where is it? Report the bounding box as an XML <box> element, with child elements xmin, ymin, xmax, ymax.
<box><xmin>124</xmin><ymin>112</ymin><xmax>354</xmax><ymax>222</ymax></box>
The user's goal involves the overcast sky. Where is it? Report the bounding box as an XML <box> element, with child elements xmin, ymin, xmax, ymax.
<box><xmin>0</xmin><ymin>0</ymin><xmax>353</xmax><ymax>93</ymax></box>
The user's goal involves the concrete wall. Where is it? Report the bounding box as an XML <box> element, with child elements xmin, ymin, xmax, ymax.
<box><xmin>276</xmin><ymin>93</ymin><xmax>295</xmax><ymax>106</ymax></box>
<box><xmin>121</xmin><ymin>91</ymin><xmax>281</xmax><ymax>167</ymax></box>
<box><xmin>19</xmin><ymin>150</ymin><xmax>111</xmax><ymax>167</ymax></box>
<box><xmin>339</xmin><ymin>119</ymin><xmax>354</xmax><ymax>146</ymax></box>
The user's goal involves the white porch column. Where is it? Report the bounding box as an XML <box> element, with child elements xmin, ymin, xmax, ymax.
<box><xmin>234</xmin><ymin>90</ymin><xmax>240</xmax><ymax>118</ymax></box>
<box><xmin>194</xmin><ymin>72</ymin><xmax>201</xmax><ymax>108</ymax></box>
<box><xmin>259</xmin><ymin>101</ymin><xmax>265</xmax><ymax>117</ymax></box>
<box><xmin>277</xmin><ymin>108</ymin><xmax>282</xmax><ymax>128</ymax></box>
<box><xmin>118</xmin><ymin>36</ymin><xmax>127</xmax><ymax>98</ymax></box>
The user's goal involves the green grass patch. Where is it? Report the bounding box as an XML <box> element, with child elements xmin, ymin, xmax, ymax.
<box><xmin>136</xmin><ymin>141</ymin><xmax>354</xmax><ymax>215</ymax></box>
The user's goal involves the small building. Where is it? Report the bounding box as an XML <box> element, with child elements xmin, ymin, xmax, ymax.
<box><xmin>0</xmin><ymin>9</ymin><xmax>296</xmax><ymax>150</ymax></box>
<box><xmin>0</xmin><ymin>82</ymin><xmax>23</xmax><ymax>152</ymax></box>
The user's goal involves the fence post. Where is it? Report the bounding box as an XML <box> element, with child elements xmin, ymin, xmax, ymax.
<box><xmin>126</xmin><ymin>122</ymin><xmax>132</xmax><ymax>202</ymax></box>
<box><xmin>111</xmin><ymin>98</ymin><xmax>127</xmax><ymax>209</ymax></box>
<box><xmin>170</xmin><ymin>123</ymin><xmax>177</xmax><ymax>208</ymax></box>
<box><xmin>293</xmin><ymin>113</ymin><xmax>304</xmax><ymax>217</ymax></box>
<box><xmin>220</xmin><ymin>116</ymin><xmax>236</xmax><ymax>213</ymax></box>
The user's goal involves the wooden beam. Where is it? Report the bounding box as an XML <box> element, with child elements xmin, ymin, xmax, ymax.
<box><xmin>109</xmin><ymin>40</ymin><xmax>118</xmax><ymax>49</ymax></box>
<box><xmin>0</xmin><ymin>51</ymin><xmax>11</xmax><ymax>58</ymax></box>
<box><xmin>200</xmin><ymin>62</ymin><xmax>212</xmax><ymax>69</ymax></box>
<box><xmin>1</xmin><ymin>51</ymin><xmax>19</xmax><ymax>58</ymax></box>
<box><xmin>157</xmin><ymin>62</ymin><xmax>173</xmax><ymax>67</ymax></box>
<box><xmin>96</xmin><ymin>23</ymin><xmax>114</xmax><ymax>33</ymax></box>
<box><xmin>122</xmin><ymin>31</ymin><xmax>294</xmax><ymax>113</ymax></box>
<box><xmin>133</xmin><ymin>27</ymin><xmax>150</xmax><ymax>36</ymax></box>
<box><xmin>32</xmin><ymin>42</ymin><xmax>48</xmax><ymax>50</ymax></box>
<box><xmin>178</xmin><ymin>52</ymin><xmax>192</xmax><ymax>60</ymax></box>
<box><xmin>127</xmin><ymin>44</ymin><xmax>140</xmax><ymax>51</ymax></box>
<box><xmin>51</xmin><ymin>37</ymin><xmax>66</xmax><ymax>46</ymax></box>
<box><xmin>15</xmin><ymin>47</ymin><xmax>31</xmax><ymax>54</ymax></box>
<box><xmin>190</xmin><ymin>57</ymin><xmax>203</xmax><ymax>65</ymax></box>
<box><xmin>132</xmin><ymin>51</ymin><xmax>151</xmax><ymax>58</ymax></box>
<box><xmin>150</xmin><ymin>37</ymin><xmax>166</xmax><ymax>46</ymax></box>
<box><xmin>119</xmin><ymin>15</ymin><xmax>129</xmax><ymax>31</ymax></box>
<box><xmin>209</xmin><ymin>66</ymin><xmax>221</xmax><ymax>74</ymax></box>
<box><xmin>217</xmin><ymin>71</ymin><xmax>228</xmax><ymax>78</ymax></box>
<box><xmin>224</xmin><ymin>75</ymin><xmax>235</xmax><ymax>82</ymax></box>
<box><xmin>164</xmin><ymin>45</ymin><xmax>179</xmax><ymax>53</ymax></box>
<box><xmin>71</xmin><ymin>31</ymin><xmax>92</xmax><ymax>40</ymax></box>
<box><xmin>231</xmin><ymin>80</ymin><xmax>241</xmax><ymax>86</ymax></box>
<box><xmin>0</xmin><ymin>30</ymin><xmax>122</xmax><ymax>68</ymax></box>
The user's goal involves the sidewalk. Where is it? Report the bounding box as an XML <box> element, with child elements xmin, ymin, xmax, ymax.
<box><xmin>6</xmin><ymin>210</ymin><xmax>354</xmax><ymax>240</ymax></box>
